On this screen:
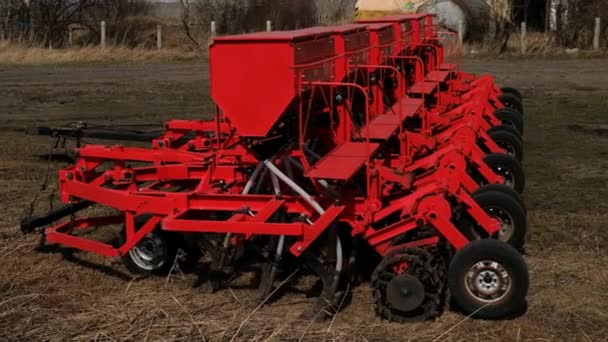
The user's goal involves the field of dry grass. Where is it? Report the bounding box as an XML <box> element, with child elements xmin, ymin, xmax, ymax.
<box><xmin>0</xmin><ymin>59</ymin><xmax>607</xmax><ymax>340</ymax></box>
<box><xmin>0</xmin><ymin>41</ymin><xmax>201</xmax><ymax>66</ymax></box>
<box><xmin>1</xmin><ymin>31</ymin><xmax>606</xmax><ymax>67</ymax></box>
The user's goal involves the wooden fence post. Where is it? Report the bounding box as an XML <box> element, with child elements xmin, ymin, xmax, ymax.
<box><xmin>457</xmin><ymin>19</ymin><xmax>464</xmax><ymax>47</ymax></box>
<box><xmin>100</xmin><ymin>20</ymin><xmax>106</xmax><ymax>48</ymax></box>
<box><xmin>210</xmin><ymin>21</ymin><xmax>216</xmax><ymax>37</ymax></box>
<box><xmin>266</xmin><ymin>20</ymin><xmax>272</xmax><ymax>32</ymax></box>
<box><xmin>593</xmin><ymin>17</ymin><xmax>601</xmax><ymax>51</ymax></box>
<box><xmin>520</xmin><ymin>22</ymin><xmax>527</xmax><ymax>54</ymax></box>
<box><xmin>157</xmin><ymin>24</ymin><xmax>162</xmax><ymax>50</ymax></box>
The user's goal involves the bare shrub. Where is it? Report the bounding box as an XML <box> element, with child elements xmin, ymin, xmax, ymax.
<box><xmin>0</xmin><ymin>0</ymin><xmax>153</xmax><ymax>47</ymax></box>
<box><xmin>79</xmin><ymin>0</ymin><xmax>154</xmax><ymax>47</ymax></box>
<box><xmin>191</xmin><ymin>0</ymin><xmax>318</xmax><ymax>35</ymax></box>
<box><xmin>0</xmin><ymin>0</ymin><xmax>86</xmax><ymax>46</ymax></box>
<box><xmin>553</xmin><ymin>0</ymin><xmax>608</xmax><ymax>48</ymax></box>
<box><xmin>315</xmin><ymin>0</ymin><xmax>355</xmax><ymax>25</ymax></box>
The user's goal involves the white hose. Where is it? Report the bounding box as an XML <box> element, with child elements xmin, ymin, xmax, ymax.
<box><xmin>270</xmin><ymin>172</ymin><xmax>285</xmax><ymax>261</ymax></box>
<box><xmin>264</xmin><ymin>160</ymin><xmax>343</xmax><ymax>273</ymax></box>
<box><xmin>270</xmin><ymin>172</ymin><xmax>281</xmax><ymax>195</ymax></box>
<box><xmin>243</xmin><ymin>162</ymin><xmax>265</xmax><ymax>195</ymax></box>
<box><xmin>286</xmin><ymin>156</ymin><xmax>333</xmax><ymax>195</ymax></box>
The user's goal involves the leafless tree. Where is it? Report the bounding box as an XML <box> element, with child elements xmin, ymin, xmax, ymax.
<box><xmin>553</xmin><ymin>0</ymin><xmax>607</xmax><ymax>48</ymax></box>
<box><xmin>315</xmin><ymin>0</ymin><xmax>354</xmax><ymax>25</ymax></box>
<box><xmin>179</xmin><ymin>0</ymin><xmax>201</xmax><ymax>49</ymax></box>
<box><xmin>1</xmin><ymin>0</ymin><xmax>151</xmax><ymax>47</ymax></box>
<box><xmin>191</xmin><ymin>0</ymin><xmax>317</xmax><ymax>36</ymax></box>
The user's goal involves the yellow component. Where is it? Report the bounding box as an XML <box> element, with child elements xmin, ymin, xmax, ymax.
<box><xmin>354</xmin><ymin>0</ymin><xmax>425</xmax><ymax>20</ymax></box>
<box><xmin>355</xmin><ymin>10</ymin><xmax>403</xmax><ymax>20</ymax></box>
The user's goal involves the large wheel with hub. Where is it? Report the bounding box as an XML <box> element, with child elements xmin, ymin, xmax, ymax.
<box><xmin>120</xmin><ymin>228</ymin><xmax>178</xmax><ymax>276</ymax></box>
<box><xmin>117</xmin><ymin>215</ymin><xmax>178</xmax><ymax>276</ymax></box>
<box><xmin>498</xmin><ymin>93</ymin><xmax>524</xmax><ymax>116</ymax></box>
<box><xmin>500</xmin><ymin>87</ymin><xmax>523</xmax><ymax>103</ymax></box>
<box><xmin>372</xmin><ymin>247</ymin><xmax>446</xmax><ymax>322</ymax></box>
<box><xmin>494</xmin><ymin>108</ymin><xmax>524</xmax><ymax>135</ymax></box>
<box><xmin>488</xmin><ymin>129</ymin><xmax>523</xmax><ymax>163</ymax></box>
<box><xmin>467</xmin><ymin>189</ymin><xmax>527</xmax><ymax>249</ymax></box>
<box><xmin>483</xmin><ymin>153</ymin><xmax>526</xmax><ymax>193</ymax></box>
<box><xmin>448</xmin><ymin>239</ymin><xmax>528</xmax><ymax>319</ymax></box>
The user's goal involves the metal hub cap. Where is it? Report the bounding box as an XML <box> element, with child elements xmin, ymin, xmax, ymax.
<box><xmin>129</xmin><ymin>233</ymin><xmax>166</xmax><ymax>271</ymax></box>
<box><xmin>487</xmin><ymin>207</ymin><xmax>515</xmax><ymax>241</ymax></box>
<box><xmin>498</xmin><ymin>142</ymin><xmax>516</xmax><ymax>158</ymax></box>
<box><xmin>494</xmin><ymin>165</ymin><xmax>514</xmax><ymax>188</ymax></box>
<box><xmin>465</xmin><ymin>260</ymin><xmax>511</xmax><ymax>303</ymax></box>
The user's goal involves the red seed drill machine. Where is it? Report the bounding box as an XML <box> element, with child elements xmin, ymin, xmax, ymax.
<box><xmin>22</xmin><ymin>13</ymin><xmax>528</xmax><ymax>322</ymax></box>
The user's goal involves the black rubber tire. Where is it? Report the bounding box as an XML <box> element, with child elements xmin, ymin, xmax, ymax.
<box><xmin>119</xmin><ymin>217</ymin><xmax>178</xmax><ymax>276</ymax></box>
<box><xmin>498</xmin><ymin>93</ymin><xmax>524</xmax><ymax>116</ymax></box>
<box><xmin>448</xmin><ymin>239</ymin><xmax>529</xmax><ymax>319</ymax></box>
<box><xmin>487</xmin><ymin>124</ymin><xmax>522</xmax><ymax>142</ymax></box>
<box><xmin>482</xmin><ymin>153</ymin><xmax>526</xmax><ymax>194</ymax></box>
<box><xmin>500</xmin><ymin>87</ymin><xmax>523</xmax><ymax>102</ymax></box>
<box><xmin>494</xmin><ymin>108</ymin><xmax>524</xmax><ymax>135</ymax></box>
<box><xmin>471</xmin><ymin>190</ymin><xmax>527</xmax><ymax>249</ymax></box>
<box><xmin>488</xmin><ymin>130</ymin><xmax>524</xmax><ymax>163</ymax></box>
<box><xmin>473</xmin><ymin>184</ymin><xmax>526</xmax><ymax>214</ymax></box>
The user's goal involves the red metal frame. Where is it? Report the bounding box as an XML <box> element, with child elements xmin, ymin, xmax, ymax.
<box><xmin>37</xmin><ymin>14</ymin><xmax>519</xmax><ymax>271</ymax></box>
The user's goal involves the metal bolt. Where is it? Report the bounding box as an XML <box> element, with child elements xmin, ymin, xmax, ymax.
<box><xmin>66</xmin><ymin>173</ymin><xmax>73</xmax><ymax>180</ymax></box>
<box><xmin>297</xmin><ymin>246</ymin><xmax>302</xmax><ymax>252</ymax></box>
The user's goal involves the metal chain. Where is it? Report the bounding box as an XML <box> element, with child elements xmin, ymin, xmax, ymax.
<box><xmin>23</xmin><ymin>136</ymin><xmax>57</xmax><ymax>221</ymax></box>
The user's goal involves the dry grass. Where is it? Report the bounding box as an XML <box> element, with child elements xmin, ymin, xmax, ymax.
<box><xmin>1</xmin><ymin>30</ymin><xmax>606</xmax><ymax>67</ymax></box>
<box><xmin>0</xmin><ymin>41</ymin><xmax>202</xmax><ymax>66</ymax></box>
<box><xmin>463</xmin><ymin>32</ymin><xmax>607</xmax><ymax>58</ymax></box>
<box><xmin>0</xmin><ymin>59</ymin><xmax>607</xmax><ymax>340</ymax></box>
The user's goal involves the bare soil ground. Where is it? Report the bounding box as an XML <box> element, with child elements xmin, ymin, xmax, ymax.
<box><xmin>1</xmin><ymin>59</ymin><xmax>607</xmax><ymax>341</ymax></box>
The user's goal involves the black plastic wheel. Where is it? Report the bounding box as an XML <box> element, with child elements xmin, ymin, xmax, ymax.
<box><xmin>487</xmin><ymin>124</ymin><xmax>522</xmax><ymax>142</ymax></box>
<box><xmin>118</xmin><ymin>216</ymin><xmax>178</xmax><ymax>276</ymax></box>
<box><xmin>483</xmin><ymin>153</ymin><xmax>526</xmax><ymax>193</ymax></box>
<box><xmin>500</xmin><ymin>87</ymin><xmax>523</xmax><ymax>102</ymax></box>
<box><xmin>488</xmin><ymin>129</ymin><xmax>524</xmax><ymax>163</ymax></box>
<box><xmin>494</xmin><ymin>108</ymin><xmax>524</xmax><ymax>135</ymax></box>
<box><xmin>471</xmin><ymin>190</ymin><xmax>527</xmax><ymax>249</ymax></box>
<box><xmin>498</xmin><ymin>93</ymin><xmax>524</xmax><ymax>116</ymax></box>
<box><xmin>448</xmin><ymin>239</ymin><xmax>529</xmax><ymax>319</ymax></box>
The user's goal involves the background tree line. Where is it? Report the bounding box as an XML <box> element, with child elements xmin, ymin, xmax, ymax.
<box><xmin>0</xmin><ymin>0</ymin><xmax>605</xmax><ymax>50</ymax></box>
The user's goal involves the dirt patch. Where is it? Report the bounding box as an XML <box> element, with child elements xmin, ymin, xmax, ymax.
<box><xmin>567</xmin><ymin>123</ymin><xmax>608</xmax><ymax>136</ymax></box>
<box><xmin>1</xmin><ymin>59</ymin><xmax>608</xmax><ymax>341</ymax></box>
